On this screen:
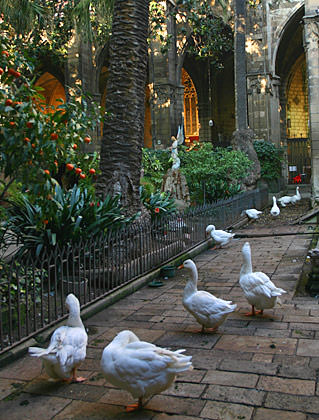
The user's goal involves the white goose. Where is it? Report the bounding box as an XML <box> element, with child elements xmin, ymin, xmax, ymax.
<box><xmin>291</xmin><ymin>186</ymin><xmax>301</xmax><ymax>204</ymax></box>
<box><xmin>206</xmin><ymin>224</ymin><xmax>235</xmax><ymax>249</ymax></box>
<box><xmin>278</xmin><ymin>194</ymin><xmax>293</xmax><ymax>207</ymax></box>
<box><xmin>270</xmin><ymin>196</ymin><xmax>280</xmax><ymax>216</ymax></box>
<box><xmin>28</xmin><ymin>294</ymin><xmax>87</xmax><ymax>382</ymax></box>
<box><xmin>239</xmin><ymin>242</ymin><xmax>286</xmax><ymax>316</ymax></box>
<box><xmin>242</xmin><ymin>209</ymin><xmax>263</xmax><ymax>220</ymax></box>
<box><xmin>100</xmin><ymin>330</ymin><xmax>192</xmax><ymax>411</ymax></box>
<box><xmin>180</xmin><ymin>259</ymin><xmax>237</xmax><ymax>332</ymax></box>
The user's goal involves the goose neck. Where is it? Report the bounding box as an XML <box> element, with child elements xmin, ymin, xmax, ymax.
<box><xmin>67</xmin><ymin>304</ymin><xmax>84</xmax><ymax>329</ymax></box>
<box><xmin>184</xmin><ymin>266</ymin><xmax>198</xmax><ymax>297</ymax></box>
<box><xmin>241</xmin><ymin>249</ymin><xmax>253</xmax><ymax>276</ymax></box>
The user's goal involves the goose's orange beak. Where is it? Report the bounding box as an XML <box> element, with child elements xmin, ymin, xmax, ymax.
<box><xmin>178</xmin><ymin>264</ymin><xmax>184</xmax><ymax>270</ymax></box>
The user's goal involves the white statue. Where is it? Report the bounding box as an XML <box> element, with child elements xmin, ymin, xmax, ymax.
<box><xmin>170</xmin><ymin>125</ymin><xmax>184</xmax><ymax>170</ymax></box>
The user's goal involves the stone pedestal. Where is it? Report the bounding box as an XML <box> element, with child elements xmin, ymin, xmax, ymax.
<box><xmin>231</xmin><ymin>128</ymin><xmax>261</xmax><ymax>190</ymax></box>
<box><xmin>161</xmin><ymin>169</ymin><xmax>190</xmax><ymax>207</ymax></box>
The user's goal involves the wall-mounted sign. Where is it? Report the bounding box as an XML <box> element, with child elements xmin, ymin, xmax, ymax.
<box><xmin>289</xmin><ymin>166</ymin><xmax>297</xmax><ymax>172</ymax></box>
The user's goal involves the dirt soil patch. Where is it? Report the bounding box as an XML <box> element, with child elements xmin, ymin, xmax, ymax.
<box><xmin>241</xmin><ymin>198</ymin><xmax>311</xmax><ymax>229</ymax></box>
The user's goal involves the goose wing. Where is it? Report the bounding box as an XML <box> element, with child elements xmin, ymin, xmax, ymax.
<box><xmin>102</xmin><ymin>340</ymin><xmax>191</xmax><ymax>396</ymax></box>
<box><xmin>45</xmin><ymin>326</ymin><xmax>87</xmax><ymax>375</ymax></box>
<box><xmin>240</xmin><ymin>272</ymin><xmax>286</xmax><ymax>299</ymax></box>
<box><xmin>56</xmin><ymin>326</ymin><xmax>88</xmax><ymax>370</ymax></box>
<box><xmin>213</xmin><ymin>230</ymin><xmax>233</xmax><ymax>242</ymax></box>
<box><xmin>187</xmin><ymin>291</ymin><xmax>235</xmax><ymax>316</ymax></box>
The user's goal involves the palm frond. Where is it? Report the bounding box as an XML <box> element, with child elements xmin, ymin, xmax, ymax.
<box><xmin>0</xmin><ymin>0</ymin><xmax>51</xmax><ymax>35</ymax></box>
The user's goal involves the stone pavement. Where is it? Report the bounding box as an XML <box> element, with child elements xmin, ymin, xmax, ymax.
<box><xmin>0</xmin><ymin>219</ymin><xmax>318</xmax><ymax>419</ymax></box>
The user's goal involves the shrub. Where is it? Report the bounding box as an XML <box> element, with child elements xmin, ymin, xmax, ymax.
<box><xmin>253</xmin><ymin>140</ymin><xmax>284</xmax><ymax>181</ymax></box>
<box><xmin>5</xmin><ymin>184</ymin><xmax>134</xmax><ymax>256</ymax></box>
<box><xmin>179</xmin><ymin>143</ymin><xmax>252</xmax><ymax>203</ymax></box>
<box><xmin>0</xmin><ymin>261</ymin><xmax>46</xmax><ymax>310</ymax></box>
<box><xmin>140</xmin><ymin>187</ymin><xmax>177</xmax><ymax>221</ymax></box>
<box><xmin>142</xmin><ymin>148</ymin><xmax>171</xmax><ymax>190</ymax></box>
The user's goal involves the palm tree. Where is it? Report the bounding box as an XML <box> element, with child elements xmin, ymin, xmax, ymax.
<box><xmin>97</xmin><ymin>0</ymin><xmax>150</xmax><ymax>215</ymax></box>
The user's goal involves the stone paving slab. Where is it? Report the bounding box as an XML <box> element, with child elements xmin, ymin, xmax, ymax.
<box><xmin>0</xmin><ymin>220</ymin><xmax>317</xmax><ymax>419</ymax></box>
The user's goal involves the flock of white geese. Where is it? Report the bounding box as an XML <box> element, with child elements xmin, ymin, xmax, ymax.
<box><xmin>28</xmin><ymin>188</ymin><xmax>301</xmax><ymax>411</ymax></box>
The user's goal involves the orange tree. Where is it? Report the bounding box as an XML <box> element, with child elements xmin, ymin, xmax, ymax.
<box><xmin>0</xmin><ymin>33</ymin><xmax>101</xmax><ymax>205</ymax></box>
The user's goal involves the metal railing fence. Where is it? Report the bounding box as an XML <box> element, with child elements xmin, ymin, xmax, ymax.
<box><xmin>0</xmin><ymin>187</ymin><xmax>268</xmax><ymax>353</ymax></box>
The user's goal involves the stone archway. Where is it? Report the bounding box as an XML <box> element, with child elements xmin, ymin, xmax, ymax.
<box><xmin>274</xmin><ymin>5</ymin><xmax>308</xmax><ymax>185</ymax></box>
<box><xmin>285</xmin><ymin>55</ymin><xmax>311</xmax><ymax>184</ymax></box>
<box><xmin>35</xmin><ymin>72</ymin><xmax>66</xmax><ymax>111</ymax></box>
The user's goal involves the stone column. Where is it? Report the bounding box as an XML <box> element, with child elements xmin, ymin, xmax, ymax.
<box><xmin>303</xmin><ymin>1</ymin><xmax>319</xmax><ymax>203</ymax></box>
<box><xmin>234</xmin><ymin>0</ymin><xmax>248</xmax><ymax>130</ymax></box>
<box><xmin>246</xmin><ymin>74</ymin><xmax>281</xmax><ymax>144</ymax></box>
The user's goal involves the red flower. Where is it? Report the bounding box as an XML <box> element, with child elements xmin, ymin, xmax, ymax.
<box><xmin>155</xmin><ymin>207</ymin><xmax>160</xmax><ymax>213</ymax></box>
<box><xmin>293</xmin><ymin>174</ymin><xmax>302</xmax><ymax>184</ymax></box>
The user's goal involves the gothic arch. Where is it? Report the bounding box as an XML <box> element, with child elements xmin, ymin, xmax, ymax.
<box><xmin>35</xmin><ymin>72</ymin><xmax>66</xmax><ymax>111</ymax></box>
<box><xmin>182</xmin><ymin>68</ymin><xmax>199</xmax><ymax>143</ymax></box>
<box><xmin>272</xmin><ymin>3</ymin><xmax>305</xmax><ymax>73</ymax></box>
<box><xmin>274</xmin><ymin>4</ymin><xmax>310</xmax><ymax>183</ymax></box>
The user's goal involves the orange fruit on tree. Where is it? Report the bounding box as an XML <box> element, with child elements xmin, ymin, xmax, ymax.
<box><xmin>5</xmin><ymin>99</ymin><xmax>13</xmax><ymax>106</ymax></box>
<box><xmin>0</xmin><ymin>67</ymin><xmax>3</xmax><ymax>75</ymax></box>
<box><xmin>75</xmin><ymin>167</ymin><xmax>82</xmax><ymax>174</ymax></box>
<box><xmin>79</xmin><ymin>173</ymin><xmax>86</xmax><ymax>179</ymax></box>
<box><xmin>51</xmin><ymin>132</ymin><xmax>58</xmax><ymax>140</ymax></box>
<box><xmin>8</xmin><ymin>68</ymin><xmax>20</xmax><ymax>78</ymax></box>
<box><xmin>66</xmin><ymin>163</ymin><xmax>74</xmax><ymax>171</ymax></box>
<box><xmin>89</xmin><ymin>168</ymin><xmax>96</xmax><ymax>175</ymax></box>
<box><xmin>84</xmin><ymin>136</ymin><xmax>91</xmax><ymax>144</ymax></box>
<box><xmin>44</xmin><ymin>169</ymin><xmax>50</xmax><ymax>175</ymax></box>
<box><xmin>24</xmin><ymin>137</ymin><xmax>30</xmax><ymax>143</ymax></box>
<box><xmin>9</xmin><ymin>121</ymin><xmax>15</xmax><ymax>126</ymax></box>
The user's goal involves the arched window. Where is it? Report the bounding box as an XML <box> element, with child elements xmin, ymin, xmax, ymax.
<box><xmin>182</xmin><ymin>68</ymin><xmax>199</xmax><ymax>141</ymax></box>
<box><xmin>286</xmin><ymin>55</ymin><xmax>308</xmax><ymax>139</ymax></box>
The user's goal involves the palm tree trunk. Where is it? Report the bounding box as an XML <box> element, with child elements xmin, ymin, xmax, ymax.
<box><xmin>97</xmin><ymin>0</ymin><xmax>150</xmax><ymax>216</ymax></box>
